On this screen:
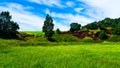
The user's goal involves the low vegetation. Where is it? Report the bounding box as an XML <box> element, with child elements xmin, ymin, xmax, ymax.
<box><xmin>1</xmin><ymin>42</ymin><xmax>120</xmax><ymax>68</ymax></box>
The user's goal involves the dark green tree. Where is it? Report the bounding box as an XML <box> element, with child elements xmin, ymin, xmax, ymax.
<box><xmin>99</xmin><ymin>25</ymin><xmax>106</xmax><ymax>30</ymax></box>
<box><xmin>84</xmin><ymin>22</ymin><xmax>98</xmax><ymax>30</ymax></box>
<box><xmin>0</xmin><ymin>11</ymin><xmax>19</xmax><ymax>38</ymax></box>
<box><xmin>56</xmin><ymin>28</ymin><xmax>61</xmax><ymax>34</ymax></box>
<box><xmin>98</xmin><ymin>31</ymin><xmax>109</xmax><ymax>40</ymax></box>
<box><xmin>70</xmin><ymin>23</ymin><xmax>81</xmax><ymax>32</ymax></box>
<box><xmin>42</xmin><ymin>14</ymin><xmax>54</xmax><ymax>40</ymax></box>
<box><xmin>112</xmin><ymin>25</ymin><xmax>120</xmax><ymax>35</ymax></box>
<box><xmin>97</xmin><ymin>17</ymin><xmax>120</xmax><ymax>28</ymax></box>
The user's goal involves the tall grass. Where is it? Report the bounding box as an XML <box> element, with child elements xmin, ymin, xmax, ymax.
<box><xmin>0</xmin><ymin>44</ymin><xmax>120</xmax><ymax>68</ymax></box>
<box><xmin>0</xmin><ymin>31</ymin><xmax>120</xmax><ymax>68</ymax></box>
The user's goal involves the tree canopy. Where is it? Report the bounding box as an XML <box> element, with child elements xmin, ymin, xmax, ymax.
<box><xmin>112</xmin><ymin>24</ymin><xmax>120</xmax><ymax>35</ymax></box>
<box><xmin>83</xmin><ymin>17</ymin><xmax>120</xmax><ymax>31</ymax></box>
<box><xmin>0</xmin><ymin>11</ymin><xmax>19</xmax><ymax>38</ymax></box>
<box><xmin>70</xmin><ymin>23</ymin><xmax>81</xmax><ymax>32</ymax></box>
<box><xmin>42</xmin><ymin>14</ymin><xmax>54</xmax><ymax>40</ymax></box>
<box><xmin>84</xmin><ymin>22</ymin><xmax>98</xmax><ymax>30</ymax></box>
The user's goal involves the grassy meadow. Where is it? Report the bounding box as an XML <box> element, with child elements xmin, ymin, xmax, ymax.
<box><xmin>1</xmin><ymin>43</ymin><xmax>120</xmax><ymax>68</ymax></box>
<box><xmin>19</xmin><ymin>31</ymin><xmax>44</xmax><ymax>35</ymax></box>
<box><xmin>0</xmin><ymin>31</ymin><xmax>120</xmax><ymax>68</ymax></box>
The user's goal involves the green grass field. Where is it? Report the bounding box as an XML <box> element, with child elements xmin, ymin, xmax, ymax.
<box><xmin>19</xmin><ymin>31</ymin><xmax>43</xmax><ymax>35</ymax></box>
<box><xmin>1</xmin><ymin>31</ymin><xmax>120</xmax><ymax>68</ymax></box>
<box><xmin>1</xmin><ymin>42</ymin><xmax>120</xmax><ymax>68</ymax></box>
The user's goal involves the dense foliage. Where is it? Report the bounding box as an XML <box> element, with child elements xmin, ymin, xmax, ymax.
<box><xmin>98</xmin><ymin>18</ymin><xmax>120</xmax><ymax>28</ymax></box>
<box><xmin>84</xmin><ymin>22</ymin><xmax>98</xmax><ymax>30</ymax></box>
<box><xmin>0</xmin><ymin>11</ymin><xmax>19</xmax><ymax>38</ymax></box>
<box><xmin>42</xmin><ymin>14</ymin><xmax>54</xmax><ymax>40</ymax></box>
<box><xmin>83</xmin><ymin>17</ymin><xmax>120</xmax><ymax>30</ymax></box>
<box><xmin>56</xmin><ymin>28</ymin><xmax>61</xmax><ymax>34</ymax></box>
<box><xmin>70</xmin><ymin>23</ymin><xmax>81</xmax><ymax>32</ymax></box>
<box><xmin>112</xmin><ymin>25</ymin><xmax>120</xmax><ymax>35</ymax></box>
<box><xmin>98</xmin><ymin>31</ymin><xmax>109</xmax><ymax>40</ymax></box>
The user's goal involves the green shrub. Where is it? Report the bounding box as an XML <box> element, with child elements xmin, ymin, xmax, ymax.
<box><xmin>56</xmin><ymin>28</ymin><xmax>61</xmax><ymax>34</ymax></box>
<box><xmin>53</xmin><ymin>34</ymin><xmax>80</xmax><ymax>42</ymax></box>
<box><xmin>80</xmin><ymin>37</ymin><xmax>93</xmax><ymax>42</ymax></box>
<box><xmin>84</xmin><ymin>22</ymin><xmax>98</xmax><ymax>30</ymax></box>
<box><xmin>70</xmin><ymin>23</ymin><xmax>81</xmax><ymax>32</ymax></box>
<box><xmin>107</xmin><ymin>35</ymin><xmax>120</xmax><ymax>42</ymax></box>
<box><xmin>98</xmin><ymin>31</ymin><xmax>109</xmax><ymax>40</ymax></box>
<box><xmin>112</xmin><ymin>25</ymin><xmax>120</xmax><ymax>35</ymax></box>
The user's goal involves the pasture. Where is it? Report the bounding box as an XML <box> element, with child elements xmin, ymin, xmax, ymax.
<box><xmin>0</xmin><ymin>40</ymin><xmax>120</xmax><ymax>68</ymax></box>
<box><xmin>0</xmin><ymin>31</ymin><xmax>120</xmax><ymax>68</ymax></box>
<box><xmin>19</xmin><ymin>31</ymin><xmax>44</xmax><ymax>35</ymax></box>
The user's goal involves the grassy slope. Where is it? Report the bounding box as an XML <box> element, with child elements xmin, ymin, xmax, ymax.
<box><xmin>0</xmin><ymin>43</ymin><xmax>120</xmax><ymax>68</ymax></box>
<box><xmin>19</xmin><ymin>31</ymin><xmax>43</xmax><ymax>35</ymax></box>
<box><xmin>1</xmin><ymin>31</ymin><xmax>120</xmax><ymax>68</ymax></box>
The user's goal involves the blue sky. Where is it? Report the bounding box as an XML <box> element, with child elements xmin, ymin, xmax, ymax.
<box><xmin>0</xmin><ymin>0</ymin><xmax>120</xmax><ymax>31</ymax></box>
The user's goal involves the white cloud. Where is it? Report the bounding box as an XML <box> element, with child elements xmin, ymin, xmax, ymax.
<box><xmin>28</xmin><ymin>0</ymin><xmax>65</xmax><ymax>8</ymax></box>
<box><xmin>81</xmin><ymin>0</ymin><xmax>120</xmax><ymax>18</ymax></box>
<box><xmin>45</xmin><ymin>9</ymin><xmax>94</xmax><ymax>30</ymax></box>
<box><xmin>54</xmin><ymin>21</ymin><xmax>70</xmax><ymax>31</ymax></box>
<box><xmin>0</xmin><ymin>3</ymin><xmax>44</xmax><ymax>31</ymax></box>
<box><xmin>75</xmin><ymin>8</ymin><xmax>84</xmax><ymax>13</ymax></box>
<box><xmin>45</xmin><ymin>8</ymin><xmax>50</xmax><ymax>14</ymax></box>
<box><xmin>66</xmin><ymin>1</ymin><xmax>75</xmax><ymax>7</ymax></box>
<box><xmin>2</xmin><ymin>0</ymin><xmax>120</xmax><ymax>31</ymax></box>
<box><xmin>51</xmin><ymin>13</ymin><xmax>93</xmax><ymax>25</ymax></box>
<box><xmin>45</xmin><ymin>9</ymin><xmax>70</xmax><ymax>30</ymax></box>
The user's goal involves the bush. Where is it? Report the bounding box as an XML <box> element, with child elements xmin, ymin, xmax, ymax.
<box><xmin>112</xmin><ymin>25</ymin><xmax>120</xmax><ymax>35</ymax></box>
<box><xmin>56</xmin><ymin>28</ymin><xmax>61</xmax><ymax>34</ymax></box>
<box><xmin>70</xmin><ymin>23</ymin><xmax>81</xmax><ymax>32</ymax></box>
<box><xmin>98</xmin><ymin>31</ymin><xmax>109</xmax><ymax>40</ymax></box>
<box><xmin>53</xmin><ymin>34</ymin><xmax>80</xmax><ymax>42</ymax></box>
<box><xmin>84</xmin><ymin>22</ymin><xmax>98</xmax><ymax>30</ymax></box>
<box><xmin>99</xmin><ymin>26</ymin><xmax>106</xmax><ymax>30</ymax></box>
<box><xmin>107</xmin><ymin>35</ymin><xmax>120</xmax><ymax>42</ymax></box>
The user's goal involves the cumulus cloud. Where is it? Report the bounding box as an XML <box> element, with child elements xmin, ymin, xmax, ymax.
<box><xmin>45</xmin><ymin>9</ymin><xmax>94</xmax><ymax>27</ymax></box>
<box><xmin>54</xmin><ymin>21</ymin><xmax>70</xmax><ymax>31</ymax></box>
<box><xmin>81</xmin><ymin>0</ymin><xmax>120</xmax><ymax>18</ymax></box>
<box><xmin>1</xmin><ymin>0</ymin><xmax>120</xmax><ymax>31</ymax></box>
<box><xmin>0</xmin><ymin>3</ymin><xmax>44</xmax><ymax>31</ymax></box>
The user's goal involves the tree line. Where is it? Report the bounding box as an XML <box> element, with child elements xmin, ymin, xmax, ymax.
<box><xmin>0</xmin><ymin>11</ymin><xmax>120</xmax><ymax>40</ymax></box>
<box><xmin>43</xmin><ymin>14</ymin><xmax>120</xmax><ymax>41</ymax></box>
<box><xmin>83</xmin><ymin>18</ymin><xmax>120</xmax><ymax>35</ymax></box>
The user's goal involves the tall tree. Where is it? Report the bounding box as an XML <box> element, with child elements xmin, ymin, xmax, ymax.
<box><xmin>42</xmin><ymin>14</ymin><xmax>54</xmax><ymax>40</ymax></box>
<box><xmin>0</xmin><ymin>11</ymin><xmax>19</xmax><ymax>38</ymax></box>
